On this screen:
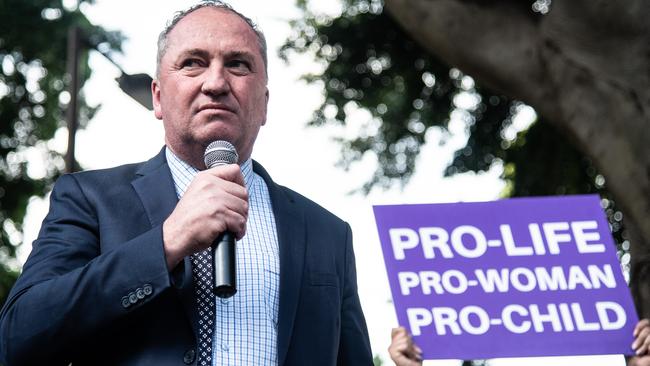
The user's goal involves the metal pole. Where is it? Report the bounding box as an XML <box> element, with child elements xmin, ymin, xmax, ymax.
<box><xmin>65</xmin><ymin>26</ymin><xmax>81</xmax><ymax>174</ymax></box>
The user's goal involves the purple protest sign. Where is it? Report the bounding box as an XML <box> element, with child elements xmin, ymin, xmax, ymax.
<box><xmin>374</xmin><ymin>195</ymin><xmax>638</xmax><ymax>360</ymax></box>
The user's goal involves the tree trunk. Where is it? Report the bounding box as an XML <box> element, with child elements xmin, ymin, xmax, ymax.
<box><xmin>385</xmin><ymin>0</ymin><xmax>650</xmax><ymax>315</ymax></box>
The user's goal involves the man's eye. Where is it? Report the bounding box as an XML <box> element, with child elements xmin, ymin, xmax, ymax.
<box><xmin>181</xmin><ymin>59</ymin><xmax>203</xmax><ymax>68</ymax></box>
<box><xmin>227</xmin><ymin>60</ymin><xmax>251</xmax><ymax>72</ymax></box>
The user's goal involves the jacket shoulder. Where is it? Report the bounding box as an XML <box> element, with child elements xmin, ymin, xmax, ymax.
<box><xmin>60</xmin><ymin>148</ymin><xmax>167</xmax><ymax>190</ymax></box>
<box><xmin>68</xmin><ymin>161</ymin><xmax>144</xmax><ymax>184</ymax></box>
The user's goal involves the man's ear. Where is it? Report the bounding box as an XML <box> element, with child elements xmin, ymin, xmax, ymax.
<box><xmin>261</xmin><ymin>87</ymin><xmax>269</xmax><ymax>126</ymax></box>
<box><xmin>152</xmin><ymin>79</ymin><xmax>163</xmax><ymax>120</ymax></box>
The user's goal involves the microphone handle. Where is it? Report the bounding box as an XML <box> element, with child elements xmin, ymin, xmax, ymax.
<box><xmin>212</xmin><ymin>231</ymin><xmax>237</xmax><ymax>298</ymax></box>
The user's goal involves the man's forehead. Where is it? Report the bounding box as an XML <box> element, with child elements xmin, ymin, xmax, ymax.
<box><xmin>170</xmin><ymin>7</ymin><xmax>256</xmax><ymax>40</ymax></box>
<box><xmin>165</xmin><ymin>8</ymin><xmax>259</xmax><ymax>52</ymax></box>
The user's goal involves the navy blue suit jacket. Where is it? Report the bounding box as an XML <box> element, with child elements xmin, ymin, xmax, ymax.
<box><xmin>0</xmin><ymin>149</ymin><xmax>372</xmax><ymax>365</ymax></box>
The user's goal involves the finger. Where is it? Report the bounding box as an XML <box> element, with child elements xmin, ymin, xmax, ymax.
<box><xmin>223</xmin><ymin>181</ymin><xmax>249</xmax><ymax>201</ymax></box>
<box><xmin>634</xmin><ymin>327</ymin><xmax>650</xmax><ymax>350</ymax></box>
<box><xmin>640</xmin><ymin>335</ymin><xmax>650</xmax><ymax>356</ymax></box>
<box><xmin>392</xmin><ymin>327</ymin><xmax>407</xmax><ymax>340</ymax></box>
<box><xmin>635</xmin><ymin>319</ymin><xmax>650</xmax><ymax>337</ymax></box>
<box><xmin>392</xmin><ymin>352</ymin><xmax>422</xmax><ymax>366</ymax></box>
<box><xmin>215</xmin><ymin>199</ymin><xmax>249</xmax><ymax>239</ymax></box>
<box><xmin>389</xmin><ymin>352</ymin><xmax>421</xmax><ymax>366</ymax></box>
<box><xmin>216</xmin><ymin>188</ymin><xmax>249</xmax><ymax>214</ymax></box>
<box><xmin>205</xmin><ymin>164</ymin><xmax>246</xmax><ymax>186</ymax></box>
<box><xmin>222</xmin><ymin>211</ymin><xmax>248</xmax><ymax>240</ymax></box>
<box><xmin>388</xmin><ymin>338</ymin><xmax>408</xmax><ymax>356</ymax></box>
<box><xmin>202</xmin><ymin>174</ymin><xmax>249</xmax><ymax>201</ymax></box>
<box><xmin>391</xmin><ymin>339</ymin><xmax>421</xmax><ymax>361</ymax></box>
<box><xmin>390</xmin><ymin>338</ymin><xmax>410</xmax><ymax>353</ymax></box>
<box><xmin>404</xmin><ymin>345</ymin><xmax>422</xmax><ymax>361</ymax></box>
<box><xmin>185</xmin><ymin>173</ymin><xmax>248</xmax><ymax>206</ymax></box>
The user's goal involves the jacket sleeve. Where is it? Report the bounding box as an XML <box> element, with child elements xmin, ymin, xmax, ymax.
<box><xmin>337</xmin><ymin>223</ymin><xmax>374</xmax><ymax>365</ymax></box>
<box><xmin>0</xmin><ymin>174</ymin><xmax>173</xmax><ymax>365</ymax></box>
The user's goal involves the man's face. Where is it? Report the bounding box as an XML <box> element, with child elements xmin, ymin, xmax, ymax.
<box><xmin>152</xmin><ymin>7</ymin><xmax>268</xmax><ymax>166</ymax></box>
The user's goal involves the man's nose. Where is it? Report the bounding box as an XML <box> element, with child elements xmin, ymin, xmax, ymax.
<box><xmin>201</xmin><ymin>64</ymin><xmax>230</xmax><ymax>96</ymax></box>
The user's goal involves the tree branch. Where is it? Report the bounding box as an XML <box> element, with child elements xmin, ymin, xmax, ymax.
<box><xmin>384</xmin><ymin>0</ymin><xmax>547</xmax><ymax>104</ymax></box>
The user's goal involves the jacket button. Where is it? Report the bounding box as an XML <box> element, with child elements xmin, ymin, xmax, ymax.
<box><xmin>183</xmin><ymin>349</ymin><xmax>196</xmax><ymax>364</ymax></box>
<box><xmin>143</xmin><ymin>284</ymin><xmax>153</xmax><ymax>296</ymax></box>
<box><xmin>136</xmin><ymin>288</ymin><xmax>145</xmax><ymax>299</ymax></box>
<box><xmin>121</xmin><ymin>296</ymin><xmax>130</xmax><ymax>308</ymax></box>
<box><xmin>128</xmin><ymin>292</ymin><xmax>138</xmax><ymax>304</ymax></box>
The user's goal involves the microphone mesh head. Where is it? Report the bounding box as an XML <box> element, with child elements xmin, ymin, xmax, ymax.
<box><xmin>204</xmin><ymin>140</ymin><xmax>238</xmax><ymax>168</ymax></box>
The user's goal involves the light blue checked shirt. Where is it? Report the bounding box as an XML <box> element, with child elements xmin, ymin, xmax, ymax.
<box><xmin>166</xmin><ymin>147</ymin><xmax>280</xmax><ymax>365</ymax></box>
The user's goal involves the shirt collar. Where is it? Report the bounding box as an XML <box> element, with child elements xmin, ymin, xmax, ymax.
<box><xmin>166</xmin><ymin>146</ymin><xmax>254</xmax><ymax>192</ymax></box>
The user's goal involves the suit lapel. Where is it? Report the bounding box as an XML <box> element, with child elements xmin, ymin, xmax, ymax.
<box><xmin>131</xmin><ymin>148</ymin><xmax>197</xmax><ymax>337</ymax></box>
<box><xmin>131</xmin><ymin>148</ymin><xmax>177</xmax><ymax>228</ymax></box>
<box><xmin>253</xmin><ymin>161</ymin><xmax>306</xmax><ymax>366</ymax></box>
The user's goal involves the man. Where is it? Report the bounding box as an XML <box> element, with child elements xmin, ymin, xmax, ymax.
<box><xmin>0</xmin><ymin>1</ymin><xmax>372</xmax><ymax>365</ymax></box>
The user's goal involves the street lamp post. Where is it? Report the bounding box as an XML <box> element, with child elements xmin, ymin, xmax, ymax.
<box><xmin>65</xmin><ymin>26</ymin><xmax>81</xmax><ymax>174</ymax></box>
<box><xmin>64</xmin><ymin>26</ymin><xmax>153</xmax><ymax>174</ymax></box>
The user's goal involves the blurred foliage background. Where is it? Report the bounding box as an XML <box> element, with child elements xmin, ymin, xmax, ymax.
<box><xmin>280</xmin><ymin>0</ymin><xmax>628</xmax><ymax>262</ymax></box>
<box><xmin>0</xmin><ymin>0</ymin><xmax>122</xmax><ymax>305</ymax></box>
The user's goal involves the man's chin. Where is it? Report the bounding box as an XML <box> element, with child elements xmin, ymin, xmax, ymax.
<box><xmin>194</xmin><ymin>120</ymin><xmax>236</xmax><ymax>139</ymax></box>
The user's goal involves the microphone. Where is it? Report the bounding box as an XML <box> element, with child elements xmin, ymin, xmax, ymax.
<box><xmin>204</xmin><ymin>140</ymin><xmax>239</xmax><ymax>298</ymax></box>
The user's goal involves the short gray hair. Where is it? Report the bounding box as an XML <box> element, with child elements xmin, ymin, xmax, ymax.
<box><xmin>155</xmin><ymin>0</ymin><xmax>267</xmax><ymax>78</ymax></box>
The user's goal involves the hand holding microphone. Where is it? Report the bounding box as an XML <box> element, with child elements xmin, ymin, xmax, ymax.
<box><xmin>162</xmin><ymin>141</ymin><xmax>246</xmax><ymax>299</ymax></box>
<box><xmin>203</xmin><ymin>141</ymin><xmax>240</xmax><ymax>298</ymax></box>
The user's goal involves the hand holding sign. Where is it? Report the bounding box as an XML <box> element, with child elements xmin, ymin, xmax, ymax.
<box><xmin>633</xmin><ymin>319</ymin><xmax>650</xmax><ymax>356</ymax></box>
<box><xmin>389</xmin><ymin>327</ymin><xmax>422</xmax><ymax>366</ymax></box>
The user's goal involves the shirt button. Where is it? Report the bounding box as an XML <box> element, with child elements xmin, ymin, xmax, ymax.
<box><xmin>221</xmin><ymin>343</ymin><xmax>229</xmax><ymax>352</ymax></box>
<box><xmin>183</xmin><ymin>348</ymin><xmax>196</xmax><ymax>364</ymax></box>
<box><xmin>220</xmin><ymin>298</ymin><xmax>229</xmax><ymax>304</ymax></box>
